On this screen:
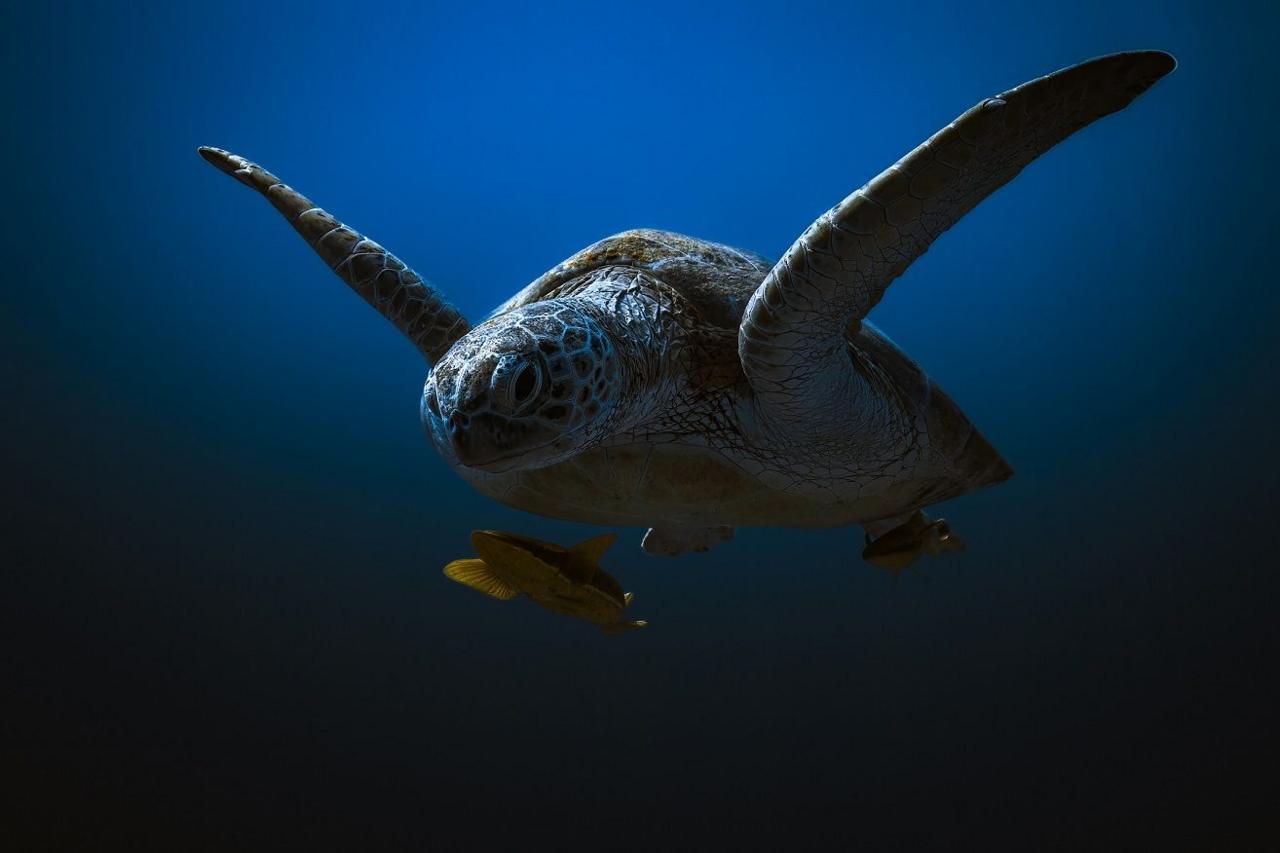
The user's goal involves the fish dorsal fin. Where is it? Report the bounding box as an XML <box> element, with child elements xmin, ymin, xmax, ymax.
<box><xmin>443</xmin><ymin>559</ymin><xmax>519</xmax><ymax>601</ymax></box>
<box><xmin>570</xmin><ymin>533</ymin><xmax>617</xmax><ymax>566</ymax></box>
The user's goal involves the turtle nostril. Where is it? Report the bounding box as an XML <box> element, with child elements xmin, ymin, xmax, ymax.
<box><xmin>448</xmin><ymin>411</ymin><xmax>469</xmax><ymax>433</ymax></box>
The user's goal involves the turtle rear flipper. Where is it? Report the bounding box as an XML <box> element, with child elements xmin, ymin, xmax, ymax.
<box><xmin>862</xmin><ymin>510</ymin><xmax>929</xmax><ymax>569</ymax></box>
<box><xmin>924</xmin><ymin>519</ymin><xmax>966</xmax><ymax>557</ymax></box>
<box><xmin>862</xmin><ymin>512</ymin><xmax>963</xmax><ymax>572</ymax></box>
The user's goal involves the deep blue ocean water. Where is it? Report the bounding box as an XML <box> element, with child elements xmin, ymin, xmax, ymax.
<box><xmin>5</xmin><ymin>1</ymin><xmax>1278</xmax><ymax>847</ymax></box>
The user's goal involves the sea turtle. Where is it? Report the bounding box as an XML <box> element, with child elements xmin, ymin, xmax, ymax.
<box><xmin>444</xmin><ymin>530</ymin><xmax>647</xmax><ymax>634</ymax></box>
<box><xmin>199</xmin><ymin>50</ymin><xmax>1175</xmax><ymax>559</ymax></box>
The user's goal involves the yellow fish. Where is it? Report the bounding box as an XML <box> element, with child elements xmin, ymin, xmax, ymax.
<box><xmin>443</xmin><ymin>530</ymin><xmax>647</xmax><ymax>634</ymax></box>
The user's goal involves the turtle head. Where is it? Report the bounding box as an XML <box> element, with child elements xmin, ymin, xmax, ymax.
<box><xmin>422</xmin><ymin>301</ymin><xmax>624</xmax><ymax>472</ymax></box>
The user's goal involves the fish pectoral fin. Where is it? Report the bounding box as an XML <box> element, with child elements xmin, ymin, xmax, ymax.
<box><xmin>443</xmin><ymin>559</ymin><xmax>519</xmax><ymax>601</ymax></box>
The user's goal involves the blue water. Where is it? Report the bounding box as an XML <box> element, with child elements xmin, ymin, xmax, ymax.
<box><xmin>6</xmin><ymin>0</ymin><xmax>1277</xmax><ymax>846</ymax></box>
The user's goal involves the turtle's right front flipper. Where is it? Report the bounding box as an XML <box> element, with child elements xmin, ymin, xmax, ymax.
<box><xmin>197</xmin><ymin>147</ymin><xmax>469</xmax><ymax>366</ymax></box>
<box><xmin>738</xmin><ymin>52</ymin><xmax>1175</xmax><ymax>437</ymax></box>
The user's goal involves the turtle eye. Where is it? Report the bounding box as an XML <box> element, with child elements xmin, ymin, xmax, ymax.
<box><xmin>505</xmin><ymin>360</ymin><xmax>543</xmax><ymax>412</ymax></box>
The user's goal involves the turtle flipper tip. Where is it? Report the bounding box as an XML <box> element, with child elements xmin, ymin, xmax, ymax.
<box><xmin>1142</xmin><ymin>49</ymin><xmax>1177</xmax><ymax>75</ymax></box>
<box><xmin>196</xmin><ymin>146</ymin><xmax>261</xmax><ymax>188</ymax></box>
<box><xmin>197</xmin><ymin>146</ymin><xmax>237</xmax><ymax>172</ymax></box>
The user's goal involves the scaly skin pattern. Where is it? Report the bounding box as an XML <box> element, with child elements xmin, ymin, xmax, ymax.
<box><xmin>422</xmin><ymin>268</ymin><xmax>679</xmax><ymax>473</ymax></box>
<box><xmin>198</xmin><ymin>51</ymin><xmax>1174</xmax><ymax>553</ymax></box>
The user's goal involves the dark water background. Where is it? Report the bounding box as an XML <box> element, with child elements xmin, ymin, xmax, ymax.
<box><xmin>4</xmin><ymin>1</ymin><xmax>1277</xmax><ymax>847</ymax></box>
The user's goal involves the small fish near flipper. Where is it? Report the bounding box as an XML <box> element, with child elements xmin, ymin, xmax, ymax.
<box><xmin>442</xmin><ymin>530</ymin><xmax>648</xmax><ymax>634</ymax></box>
<box><xmin>861</xmin><ymin>511</ymin><xmax>965</xmax><ymax>578</ymax></box>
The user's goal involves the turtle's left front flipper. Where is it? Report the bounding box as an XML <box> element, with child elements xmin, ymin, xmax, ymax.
<box><xmin>738</xmin><ymin>52</ymin><xmax>1175</xmax><ymax>433</ymax></box>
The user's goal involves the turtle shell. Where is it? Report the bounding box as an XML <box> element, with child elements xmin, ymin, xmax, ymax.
<box><xmin>492</xmin><ymin>229</ymin><xmax>773</xmax><ymax>331</ymax></box>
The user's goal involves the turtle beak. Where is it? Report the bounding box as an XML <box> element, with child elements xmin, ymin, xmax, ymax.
<box><xmin>444</xmin><ymin>410</ymin><xmax>479</xmax><ymax>464</ymax></box>
<box><xmin>445</xmin><ymin>411</ymin><xmax>538</xmax><ymax>472</ymax></box>
<box><xmin>421</xmin><ymin>361</ymin><xmax>575</xmax><ymax>473</ymax></box>
<box><xmin>423</xmin><ymin>385</ymin><xmax>523</xmax><ymax>471</ymax></box>
<box><xmin>443</xmin><ymin>410</ymin><xmax>571</xmax><ymax>473</ymax></box>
